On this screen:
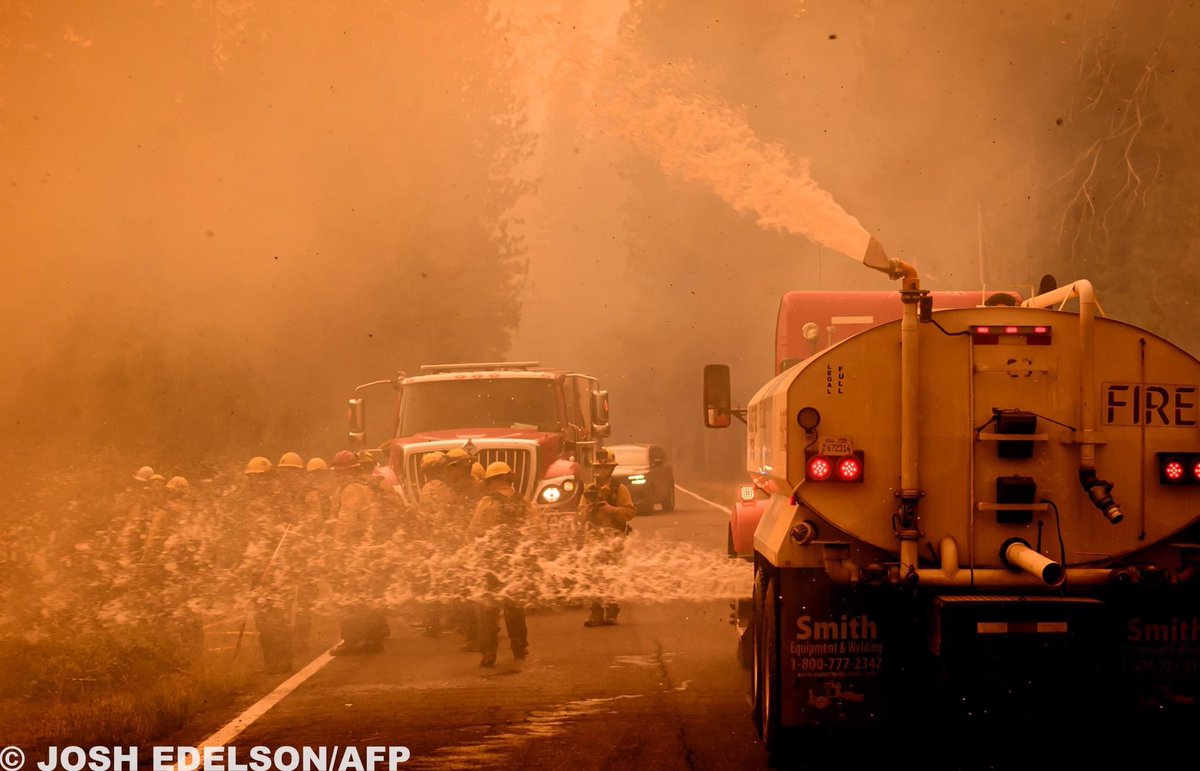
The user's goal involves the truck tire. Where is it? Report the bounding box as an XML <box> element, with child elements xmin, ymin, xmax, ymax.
<box><xmin>661</xmin><ymin>483</ymin><xmax>675</xmax><ymax>512</ymax></box>
<box><xmin>727</xmin><ymin>523</ymin><xmax>737</xmax><ymax>557</ymax></box>
<box><xmin>751</xmin><ymin>569</ymin><xmax>765</xmax><ymax>728</ymax></box>
<box><xmin>759</xmin><ymin>575</ymin><xmax>783</xmax><ymax>754</ymax></box>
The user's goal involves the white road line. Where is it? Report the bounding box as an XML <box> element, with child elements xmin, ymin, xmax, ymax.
<box><xmin>673</xmin><ymin>484</ymin><xmax>732</xmax><ymax>514</ymax></box>
<box><xmin>195</xmin><ymin>649</ymin><xmax>337</xmax><ymax>748</ymax></box>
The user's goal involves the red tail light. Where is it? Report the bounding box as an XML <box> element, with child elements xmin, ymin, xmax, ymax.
<box><xmin>971</xmin><ymin>325</ymin><xmax>1053</xmax><ymax>345</ymax></box>
<box><xmin>837</xmin><ymin>456</ymin><xmax>862</xmax><ymax>481</ymax></box>
<box><xmin>805</xmin><ymin>450</ymin><xmax>865</xmax><ymax>484</ymax></box>
<box><xmin>807</xmin><ymin>455</ymin><xmax>833</xmax><ymax>481</ymax></box>
<box><xmin>1158</xmin><ymin>453</ymin><xmax>1200</xmax><ymax>485</ymax></box>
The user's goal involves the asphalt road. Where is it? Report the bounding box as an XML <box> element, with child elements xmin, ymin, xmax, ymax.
<box><xmin>176</xmin><ymin>492</ymin><xmax>772</xmax><ymax>770</ymax></box>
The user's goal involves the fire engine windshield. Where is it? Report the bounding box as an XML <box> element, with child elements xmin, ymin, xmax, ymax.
<box><xmin>398</xmin><ymin>378</ymin><xmax>562</xmax><ymax>435</ymax></box>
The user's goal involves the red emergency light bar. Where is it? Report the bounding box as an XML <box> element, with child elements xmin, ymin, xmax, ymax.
<box><xmin>972</xmin><ymin>325</ymin><xmax>1053</xmax><ymax>346</ymax></box>
<box><xmin>805</xmin><ymin>451</ymin><xmax>865</xmax><ymax>484</ymax></box>
<box><xmin>1158</xmin><ymin>452</ymin><xmax>1200</xmax><ymax>485</ymax></box>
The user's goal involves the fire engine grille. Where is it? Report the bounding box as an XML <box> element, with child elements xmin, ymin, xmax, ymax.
<box><xmin>406</xmin><ymin>447</ymin><xmax>536</xmax><ymax>498</ymax></box>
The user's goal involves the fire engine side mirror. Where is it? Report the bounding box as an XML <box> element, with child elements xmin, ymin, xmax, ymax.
<box><xmin>348</xmin><ymin>398</ymin><xmax>366</xmax><ymax>448</ymax></box>
<box><xmin>593</xmin><ymin>390</ymin><xmax>611</xmax><ymax>437</ymax></box>
<box><xmin>703</xmin><ymin>364</ymin><xmax>732</xmax><ymax>429</ymax></box>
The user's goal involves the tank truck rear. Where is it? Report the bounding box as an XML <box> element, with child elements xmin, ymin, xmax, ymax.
<box><xmin>704</xmin><ymin>239</ymin><xmax>1200</xmax><ymax>749</ymax></box>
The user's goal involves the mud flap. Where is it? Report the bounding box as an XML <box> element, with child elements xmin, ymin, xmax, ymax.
<box><xmin>1112</xmin><ymin>586</ymin><xmax>1200</xmax><ymax>719</ymax></box>
<box><xmin>778</xmin><ymin>569</ymin><xmax>898</xmax><ymax>727</ymax></box>
<box><xmin>929</xmin><ymin>595</ymin><xmax>1111</xmax><ymax>720</ymax></box>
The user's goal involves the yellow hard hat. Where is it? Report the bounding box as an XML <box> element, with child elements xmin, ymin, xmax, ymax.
<box><xmin>305</xmin><ymin>457</ymin><xmax>329</xmax><ymax>472</ymax></box>
<box><xmin>471</xmin><ymin>461</ymin><xmax>485</xmax><ymax>481</ymax></box>
<box><xmin>278</xmin><ymin>451</ymin><xmax>304</xmax><ymax>470</ymax></box>
<box><xmin>483</xmin><ymin>461</ymin><xmax>514</xmax><ymax>481</ymax></box>
<box><xmin>149</xmin><ymin>474</ymin><xmax>166</xmax><ymax>483</ymax></box>
<box><xmin>445</xmin><ymin>448</ymin><xmax>471</xmax><ymax>465</ymax></box>
<box><xmin>244</xmin><ymin>456</ymin><xmax>273</xmax><ymax>475</ymax></box>
<box><xmin>166</xmin><ymin>476</ymin><xmax>189</xmax><ymax>491</ymax></box>
<box><xmin>594</xmin><ymin>448</ymin><xmax>618</xmax><ymax>467</ymax></box>
<box><xmin>421</xmin><ymin>451</ymin><xmax>447</xmax><ymax>469</ymax></box>
<box><xmin>133</xmin><ymin>466</ymin><xmax>156</xmax><ymax>482</ymax></box>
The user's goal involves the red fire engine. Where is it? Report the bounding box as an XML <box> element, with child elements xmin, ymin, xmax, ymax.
<box><xmin>349</xmin><ymin>362</ymin><xmax>610</xmax><ymax>509</ymax></box>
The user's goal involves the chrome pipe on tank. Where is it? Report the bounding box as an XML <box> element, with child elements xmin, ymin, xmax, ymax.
<box><xmin>863</xmin><ymin>236</ymin><xmax>926</xmax><ymax>583</ymax></box>
<box><xmin>938</xmin><ymin>536</ymin><xmax>960</xmax><ymax>579</ymax></box>
<box><xmin>914</xmin><ymin>568</ymin><xmax>1111</xmax><ymax>588</ymax></box>
<box><xmin>1021</xmin><ymin>280</ymin><xmax>1100</xmax><ymax>468</ymax></box>
<box><xmin>1001</xmin><ymin>538</ymin><xmax>1066</xmax><ymax>587</ymax></box>
<box><xmin>1022</xmin><ymin>281</ymin><xmax>1126</xmax><ymax>525</ymax></box>
<box><xmin>820</xmin><ymin>536</ymin><xmax>1111</xmax><ymax>588</ymax></box>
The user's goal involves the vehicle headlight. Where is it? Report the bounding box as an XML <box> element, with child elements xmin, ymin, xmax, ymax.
<box><xmin>539</xmin><ymin>485</ymin><xmax>562</xmax><ymax>504</ymax></box>
<box><xmin>562</xmin><ymin>479</ymin><xmax>577</xmax><ymax>493</ymax></box>
<box><xmin>628</xmin><ymin>474</ymin><xmax>647</xmax><ymax>485</ymax></box>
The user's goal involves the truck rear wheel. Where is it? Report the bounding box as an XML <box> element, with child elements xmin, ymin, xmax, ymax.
<box><xmin>751</xmin><ymin>569</ymin><xmax>765</xmax><ymax>725</ymax></box>
<box><xmin>758</xmin><ymin>575</ymin><xmax>783</xmax><ymax>754</ymax></box>
<box><xmin>661</xmin><ymin>483</ymin><xmax>675</xmax><ymax>512</ymax></box>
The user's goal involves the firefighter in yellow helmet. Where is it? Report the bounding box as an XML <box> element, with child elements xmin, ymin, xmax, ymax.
<box><xmin>237</xmin><ymin>455</ymin><xmax>299</xmax><ymax>673</ymax></box>
<box><xmin>468</xmin><ymin>461</ymin><xmax>534</xmax><ymax>667</ymax></box>
<box><xmin>158</xmin><ymin>475</ymin><xmax>205</xmax><ymax>657</ymax></box>
<box><xmin>419</xmin><ymin>452</ymin><xmax>452</xmax><ymax>514</ymax></box>
<box><xmin>445</xmin><ymin>448</ymin><xmax>482</xmax><ymax>506</ymax></box>
<box><xmin>441</xmin><ymin>447</ymin><xmax>482</xmax><ymax>649</ymax></box>
<box><xmin>578</xmin><ymin>447</ymin><xmax>635</xmax><ymax>627</ymax></box>
<box><xmin>274</xmin><ymin>451</ymin><xmax>320</xmax><ymax>649</ymax></box>
<box><xmin>303</xmin><ymin>456</ymin><xmax>335</xmax><ymax>526</ymax></box>
<box><xmin>330</xmin><ymin>450</ymin><xmax>390</xmax><ymax>655</ymax></box>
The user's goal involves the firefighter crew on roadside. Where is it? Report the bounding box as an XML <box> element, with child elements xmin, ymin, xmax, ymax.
<box><xmin>330</xmin><ymin>449</ymin><xmax>391</xmax><ymax>655</ymax></box>
<box><xmin>578</xmin><ymin>447</ymin><xmax>636</xmax><ymax>627</ymax></box>
<box><xmin>469</xmin><ymin>461</ymin><xmax>533</xmax><ymax>667</ymax></box>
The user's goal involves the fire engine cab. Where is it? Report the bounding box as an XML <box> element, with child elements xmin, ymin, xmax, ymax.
<box><xmin>349</xmin><ymin>362</ymin><xmax>610</xmax><ymax>509</ymax></box>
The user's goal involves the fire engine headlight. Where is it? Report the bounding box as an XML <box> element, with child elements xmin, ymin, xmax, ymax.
<box><xmin>539</xmin><ymin>485</ymin><xmax>563</xmax><ymax>504</ymax></box>
<box><xmin>563</xmin><ymin>479</ymin><xmax>577</xmax><ymax>493</ymax></box>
